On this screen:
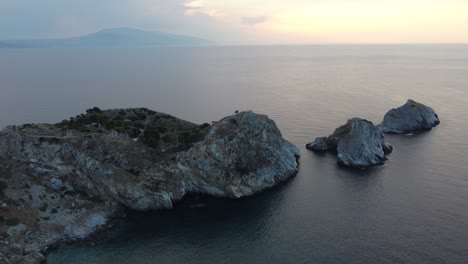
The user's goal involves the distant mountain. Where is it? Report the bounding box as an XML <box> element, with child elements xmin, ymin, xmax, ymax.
<box><xmin>0</xmin><ymin>28</ymin><xmax>213</xmax><ymax>48</ymax></box>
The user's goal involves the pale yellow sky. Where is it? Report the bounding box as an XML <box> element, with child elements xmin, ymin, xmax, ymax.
<box><xmin>182</xmin><ymin>0</ymin><xmax>468</xmax><ymax>44</ymax></box>
<box><xmin>1</xmin><ymin>0</ymin><xmax>468</xmax><ymax>44</ymax></box>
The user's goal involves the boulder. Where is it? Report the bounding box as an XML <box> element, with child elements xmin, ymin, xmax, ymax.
<box><xmin>380</xmin><ymin>99</ymin><xmax>440</xmax><ymax>134</ymax></box>
<box><xmin>306</xmin><ymin>118</ymin><xmax>392</xmax><ymax>168</ymax></box>
<box><xmin>305</xmin><ymin>137</ymin><xmax>328</xmax><ymax>152</ymax></box>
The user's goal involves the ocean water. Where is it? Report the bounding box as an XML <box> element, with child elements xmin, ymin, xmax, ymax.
<box><xmin>1</xmin><ymin>45</ymin><xmax>468</xmax><ymax>263</ymax></box>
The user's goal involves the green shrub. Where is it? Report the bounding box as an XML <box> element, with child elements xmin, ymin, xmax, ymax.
<box><xmin>162</xmin><ymin>134</ymin><xmax>177</xmax><ymax>143</ymax></box>
<box><xmin>113</xmin><ymin>115</ymin><xmax>124</xmax><ymax>121</ymax></box>
<box><xmin>136</xmin><ymin>112</ymin><xmax>147</xmax><ymax>120</ymax></box>
<box><xmin>113</xmin><ymin>126</ymin><xmax>126</xmax><ymax>133</ymax></box>
<box><xmin>5</xmin><ymin>218</ymin><xmax>19</xmax><ymax>226</ymax></box>
<box><xmin>78</xmin><ymin>127</ymin><xmax>91</xmax><ymax>133</ymax></box>
<box><xmin>86</xmin><ymin>107</ymin><xmax>103</xmax><ymax>114</ymax></box>
<box><xmin>142</xmin><ymin>126</ymin><xmax>161</xmax><ymax>148</ymax></box>
<box><xmin>128</xmin><ymin>115</ymin><xmax>139</xmax><ymax>122</ymax></box>
<box><xmin>88</xmin><ymin>196</ymin><xmax>103</xmax><ymax>203</ymax></box>
<box><xmin>39</xmin><ymin>203</ymin><xmax>48</xmax><ymax>212</ymax></box>
<box><xmin>51</xmin><ymin>208</ymin><xmax>58</xmax><ymax>214</ymax></box>
<box><xmin>179</xmin><ymin>129</ymin><xmax>202</xmax><ymax>148</ymax></box>
<box><xmin>200</xmin><ymin>123</ymin><xmax>210</xmax><ymax>129</ymax></box>
<box><xmin>156</xmin><ymin>126</ymin><xmax>168</xmax><ymax>134</ymax></box>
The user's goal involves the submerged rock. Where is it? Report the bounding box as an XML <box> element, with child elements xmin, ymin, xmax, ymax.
<box><xmin>380</xmin><ymin>99</ymin><xmax>440</xmax><ymax>134</ymax></box>
<box><xmin>306</xmin><ymin>118</ymin><xmax>392</xmax><ymax>168</ymax></box>
<box><xmin>0</xmin><ymin>109</ymin><xmax>299</xmax><ymax>262</ymax></box>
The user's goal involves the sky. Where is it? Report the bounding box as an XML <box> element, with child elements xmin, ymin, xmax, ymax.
<box><xmin>1</xmin><ymin>0</ymin><xmax>468</xmax><ymax>44</ymax></box>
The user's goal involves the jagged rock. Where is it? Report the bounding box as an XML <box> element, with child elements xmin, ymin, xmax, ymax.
<box><xmin>0</xmin><ymin>109</ymin><xmax>299</xmax><ymax>260</ymax></box>
<box><xmin>305</xmin><ymin>137</ymin><xmax>328</xmax><ymax>152</ymax></box>
<box><xmin>382</xmin><ymin>142</ymin><xmax>393</xmax><ymax>154</ymax></box>
<box><xmin>380</xmin><ymin>99</ymin><xmax>440</xmax><ymax>134</ymax></box>
<box><xmin>306</xmin><ymin>118</ymin><xmax>392</xmax><ymax>168</ymax></box>
<box><xmin>0</xmin><ymin>253</ymin><xmax>11</xmax><ymax>264</ymax></box>
<box><xmin>177</xmin><ymin>111</ymin><xmax>300</xmax><ymax>198</ymax></box>
<box><xmin>9</xmin><ymin>253</ymin><xmax>45</xmax><ymax>264</ymax></box>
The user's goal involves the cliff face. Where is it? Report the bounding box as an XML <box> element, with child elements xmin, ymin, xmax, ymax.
<box><xmin>380</xmin><ymin>99</ymin><xmax>440</xmax><ymax>134</ymax></box>
<box><xmin>0</xmin><ymin>110</ymin><xmax>299</xmax><ymax>262</ymax></box>
<box><xmin>306</xmin><ymin>118</ymin><xmax>392</xmax><ymax>168</ymax></box>
<box><xmin>177</xmin><ymin>112</ymin><xmax>300</xmax><ymax>198</ymax></box>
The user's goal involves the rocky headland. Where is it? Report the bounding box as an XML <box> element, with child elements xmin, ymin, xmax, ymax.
<box><xmin>306</xmin><ymin>118</ymin><xmax>393</xmax><ymax>168</ymax></box>
<box><xmin>0</xmin><ymin>108</ymin><xmax>300</xmax><ymax>263</ymax></box>
<box><xmin>380</xmin><ymin>99</ymin><xmax>440</xmax><ymax>134</ymax></box>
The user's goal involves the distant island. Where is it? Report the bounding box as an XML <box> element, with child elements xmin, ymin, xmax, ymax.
<box><xmin>0</xmin><ymin>28</ymin><xmax>213</xmax><ymax>48</ymax></box>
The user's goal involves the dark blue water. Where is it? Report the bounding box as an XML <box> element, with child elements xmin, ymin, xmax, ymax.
<box><xmin>1</xmin><ymin>45</ymin><xmax>467</xmax><ymax>263</ymax></box>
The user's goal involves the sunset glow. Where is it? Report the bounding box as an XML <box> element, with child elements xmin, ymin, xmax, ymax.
<box><xmin>1</xmin><ymin>0</ymin><xmax>468</xmax><ymax>44</ymax></box>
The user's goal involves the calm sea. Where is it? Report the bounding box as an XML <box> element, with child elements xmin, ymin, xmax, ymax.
<box><xmin>1</xmin><ymin>45</ymin><xmax>468</xmax><ymax>264</ymax></box>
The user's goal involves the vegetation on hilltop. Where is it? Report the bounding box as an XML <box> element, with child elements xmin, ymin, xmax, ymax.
<box><xmin>56</xmin><ymin>107</ymin><xmax>210</xmax><ymax>152</ymax></box>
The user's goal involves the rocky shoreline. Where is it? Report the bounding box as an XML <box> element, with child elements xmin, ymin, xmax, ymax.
<box><xmin>0</xmin><ymin>109</ymin><xmax>300</xmax><ymax>263</ymax></box>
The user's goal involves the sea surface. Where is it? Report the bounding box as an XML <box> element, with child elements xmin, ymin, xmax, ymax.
<box><xmin>1</xmin><ymin>45</ymin><xmax>468</xmax><ymax>264</ymax></box>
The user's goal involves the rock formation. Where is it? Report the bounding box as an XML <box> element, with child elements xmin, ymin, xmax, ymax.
<box><xmin>380</xmin><ymin>99</ymin><xmax>440</xmax><ymax>134</ymax></box>
<box><xmin>306</xmin><ymin>118</ymin><xmax>392</xmax><ymax>168</ymax></box>
<box><xmin>0</xmin><ymin>108</ymin><xmax>299</xmax><ymax>262</ymax></box>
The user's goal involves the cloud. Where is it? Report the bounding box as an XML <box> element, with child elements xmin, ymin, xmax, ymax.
<box><xmin>206</xmin><ymin>10</ymin><xmax>223</xmax><ymax>17</ymax></box>
<box><xmin>183</xmin><ymin>1</ymin><xmax>222</xmax><ymax>17</ymax></box>
<box><xmin>242</xmin><ymin>16</ymin><xmax>267</xmax><ymax>26</ymax></box>
<box><xmin>184</xmin><ymin>0</ymin><xmax>204</xmax><ymax>9</ymax></box>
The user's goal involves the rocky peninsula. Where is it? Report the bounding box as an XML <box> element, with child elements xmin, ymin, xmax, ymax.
<box><xmin>306</xmin><ymin>118</ymin><xmax>392</xmax><ymax>168</ymax></box>
<box><xmin>0</xmin><ymin>108</ymin><xmax>300</xmax><ymax>263</ymax></box>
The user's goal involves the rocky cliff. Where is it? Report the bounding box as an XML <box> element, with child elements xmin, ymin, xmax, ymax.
<box><xmin>0</xmin><ymin>109</ymin><xmax>299</xmax><ymax>263</ymax></box>
<box><xmin>306</xmin><ymin>118</ymin><xmax>392</xmax><ymax>168</ymax></box>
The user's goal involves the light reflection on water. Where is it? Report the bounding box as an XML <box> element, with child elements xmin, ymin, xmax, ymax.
<box><xmin>1</xmin><ymin>45</ymin><xmax>467</xmax><ymax>264</ymax></box>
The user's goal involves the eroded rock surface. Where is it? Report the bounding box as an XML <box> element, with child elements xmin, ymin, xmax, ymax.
<box><xmin>0</xmin><ymin>109</ymin><xmax>299</xmax><ymax>262</ymax></box>
<box><xmin>306</xmin><ymin>118</ymin><xmax>392</xmax><ymax>168</ymax></box>
<box><xmin>380</xmin><ymin>99</ymin><xmax>440</xmax><ymax>134</ymax></box>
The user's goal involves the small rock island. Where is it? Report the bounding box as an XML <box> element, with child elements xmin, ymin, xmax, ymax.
<box><xmin>306</xmin><ymin>118</ymin><xmax>392</xmax><ymax>168</ymax></box>
<box><xmin>0</xmin><ymin>108</ymin><xmax>300</xmax><ymax>263</ymax></box>
<box><xmin>380</xmin><ymin>99</ymin><xmax>440</xmax><ymax>134</ymax></box>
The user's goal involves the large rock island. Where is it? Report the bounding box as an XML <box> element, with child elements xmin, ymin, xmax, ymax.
<box><xmin>306</xmin><ymin>118</ymin><xmax>392</xmax><ymax>168</ymax></box>
<box><xmin>380</xmin><ymin>99</ymin><xmax>440</xmax><ymax>134</ymax></box>
<box><xmin>0</xmin><ymin>108</ymin><xmax>299</xmax><ymax>263</ymax></box>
